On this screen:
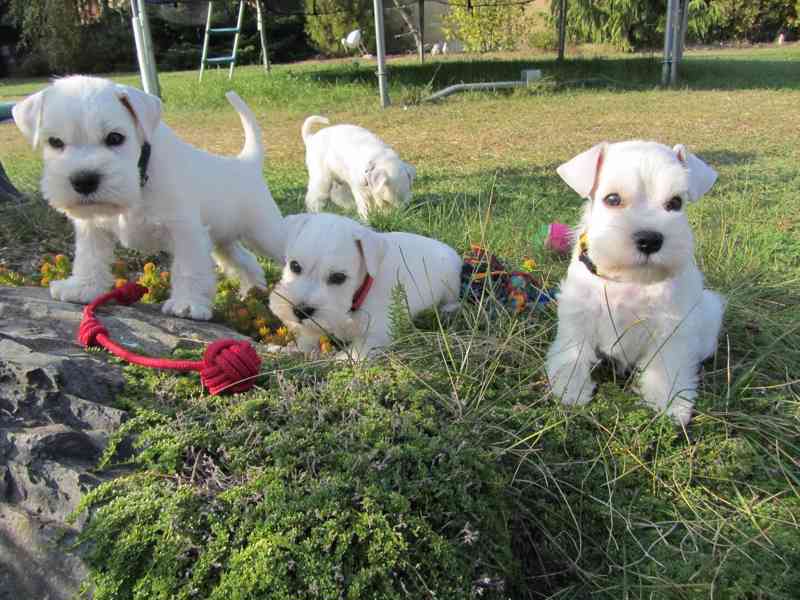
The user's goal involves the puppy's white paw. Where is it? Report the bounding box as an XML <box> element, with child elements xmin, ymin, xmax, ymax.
<box><xmin>162</xmin><ymin>297</ymin><xmax>212</xmax><ymax>321</ymax></box>
<box><xmin>555</xmin><ymin>379</ymin><xmax>596</xmax><ymax>406</ymax></box>
<box><xmin>262</xmin><ymin>342</ymin><xmax>303</xmax><ymax>355</ymax></box>
<box><xmin>548</xmin><ymin>364</ymin><xmax>596</xmax><ymax>406</ymax></box>
<box><xmin>50</xmin><ymin>277</ymin><xmax>110</xmax><ymax>304</ymax></box>
<box><xmin>664</xmin><ymin>396</ymin><xmax>694</xmax><ymax>427</ymax></box>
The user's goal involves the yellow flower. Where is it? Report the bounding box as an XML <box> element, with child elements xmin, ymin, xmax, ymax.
<box><xmin>54</xmin><ymin>254</ymin><xmax>67</xmax><ymax>266</ymax></box>
<box><xmin>41</xmin><ymin>277</ymin><xmax>50</xmax><ymax>287</ymax></box>
<box><xmin>276</xmin><ymin>326</ymin><xmax>289</xmax><ymax>338</ymax></box>
<box><xmin>40</xmin><ymin>262</ymin><xmax>52</xmax><ymax>274</ymax></box>
<box><xmin>143</xmin><ymin>262</ymin><xmax>156</xmax><ymax>274</ymax></box>
<box><xmin>258</xmin><ymin>326</ymin><xmax>270</xmax><ymax>339</ymax></box>
<box><xmin>319</xmin><ymin>336</ymin><xmax>333</xmax><ymax>353</ymax></box>
<box><xmin>522</xmin><ymin>258</ymin><xmax>536</xmax><ymax>272</ymax></box>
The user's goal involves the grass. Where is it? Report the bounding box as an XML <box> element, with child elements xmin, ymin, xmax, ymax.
<box><xmin>2</xmin><ymin>44</ymin><xmax>800</xmax><ymax>599</ymax></box>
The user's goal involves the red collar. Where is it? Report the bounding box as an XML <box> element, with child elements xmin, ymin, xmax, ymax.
<box><xmin>350</xmin><ymin>274</ymin><xmax>374</xmax><ymax>311</ymax></box>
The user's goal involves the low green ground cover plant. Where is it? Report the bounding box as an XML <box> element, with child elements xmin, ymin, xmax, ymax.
<box><xmin>1</xmin><ymin>45</ymin><xmax>799</xmax><ymax>599</ymax></box>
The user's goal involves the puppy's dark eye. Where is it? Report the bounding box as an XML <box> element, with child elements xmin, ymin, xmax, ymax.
<box><xmin>289</xmin><ymin>260</ymin><xmax>302</xmax><ymax>275</ymax></box>
<box><xmin>603</xmin><ymin>193</ymin><xmax>622</xmax><ymax>207</ymax></box>
<box><xmin>105</xmin><ymin>132</ymin><xmax>125</xmax><ymax>147</ymax></box>
<box><xmin>48</xmin><ymin>137</ymin><xmax>65</xmax><ymax>150</ymax></box>
<box><xmin>665</xmin><ymin>196</ymin><xmax>683</xmax><ymax>212</ymax></box>
<box><xmin>328</xmin><ymin>272</ymin><xmax>347</xmax><ymax>285</ymax></box>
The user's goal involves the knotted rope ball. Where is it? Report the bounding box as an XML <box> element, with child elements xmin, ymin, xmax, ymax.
<box><xmin>78</xmin><ymin>281</ymin><xmax>261</xmax><ymax>395</ymax></box>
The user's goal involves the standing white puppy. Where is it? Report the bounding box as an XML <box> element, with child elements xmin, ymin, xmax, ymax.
<box><xmin>546</xmin><ymin>141</ymin><xmax>725</xmax><ymax>425</ymax></box>
<box><xmin>270</xmin><ymin>213</ymin><xmax>461</xmax><ymax>360</ymax></box>
<box><xmin>12</xmin><ymin>75</ymin><xmax>285</xmax><ymax>320</ymax></box>
<box><xmin>301</xmin><ymin>116</ymin><xmax>416</xmax><ymax>221</ymax></box>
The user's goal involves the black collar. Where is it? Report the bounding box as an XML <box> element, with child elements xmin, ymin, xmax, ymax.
<box><xmin>578</xmin><ymin>232</ymin><xmax>599</xmax><ymax>276</ymax></box>
<box><xmin>578</xmin><ymin>233</ymin><xmax>597</xmax><ymax>275</ymax></box>
<box><xmin>138</xmin><ymin>142</ymin><xmax>151</xmax><ymax>187</ymax></box>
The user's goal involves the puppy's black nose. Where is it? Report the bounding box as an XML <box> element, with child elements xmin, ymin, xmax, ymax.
<box><xmin>70</xmin><ymin>171</ymin><xmax>101</xmax><ymax>195</ymax></box>
<box><xmin>633</xmin><ymin>230</ymin><xmax>664</xmax><ymax>255</ymax></box>
<box><xmin>293</xmin><ymin>305</ymin><xmax>315</xmax><ymax>321</ymax></box>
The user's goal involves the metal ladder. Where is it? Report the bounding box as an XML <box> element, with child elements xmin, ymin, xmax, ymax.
<box><xmin>199</xmin><ymin>0</ymin><xmax>270</xmax><ymax>82</ymax></box>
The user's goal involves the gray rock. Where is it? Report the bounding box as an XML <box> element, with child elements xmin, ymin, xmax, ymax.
<box><xmin>0</xmin><ymin>286</ymin><xmax>251</xmax><ymax>600</ymax></box>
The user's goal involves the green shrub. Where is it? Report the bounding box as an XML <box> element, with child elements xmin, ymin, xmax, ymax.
<box><xmin>442</xmin><ymin>1</ymin><xmax>528</xmax><ymax>53</ymax></box>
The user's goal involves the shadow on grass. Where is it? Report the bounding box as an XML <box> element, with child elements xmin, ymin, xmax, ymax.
<box><xmin>694</xmin><ymin>149</ymin><xmax>758</xmax><ymax>166</ymax></box>
<box><xmin>304</xmin><ymin>54</ymin><xmax>800</xmax><ymax>92</ymax></box>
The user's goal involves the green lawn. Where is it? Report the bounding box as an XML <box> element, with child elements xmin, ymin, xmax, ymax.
<box><xmin>2</xmin><ymin>45</ymin><xmax>799</xmax><ymax>599</ymax></box>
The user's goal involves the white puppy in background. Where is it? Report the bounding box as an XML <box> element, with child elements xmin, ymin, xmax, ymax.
<box><xmin>546</xmin><ymin>141</ymin><xmax>725</xmax><ymax>425</ymax></box>
<box><xmin>270</xmin><ymin>213</ymin><xmax>461</xmax><ymax>360</ymax></box>
<box><xmin>12</xmin><ymin>75</ymin><xmax>285</xmax><ymax>320</ymax></box>
<box><xmin>301</xmin><ymin>116</ymin><xmax>416</xmax><ymax>221</ymax></box>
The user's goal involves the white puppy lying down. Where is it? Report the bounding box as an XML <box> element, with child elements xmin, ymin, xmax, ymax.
<box><xmin>270</xmin><ymin>213</ymin><xmax>461</xmax><ymax>360</ymax></box>
<box><xmin>12</xmin><ymin>75</ymin><xmax>285</xmax><ymax>320</ymax></box>
<box><xmin>546</xmin><ymin>141</ymin><xmax>725</xmax><ymax>425</ymax></box>
<box><xmin>302</xmin><ymin>116</ymin><xmax>416</xmax><ymax>221</ymax></box>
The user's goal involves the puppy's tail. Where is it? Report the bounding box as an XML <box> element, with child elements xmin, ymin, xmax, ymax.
<box><xmin>225</xmin><ymin>91</ymin><xmax>263</xmax><ymax>162</ymax></box>
<box><xmin>301</xmin><ymin>115</ymin><xmax>329</xmax><ymax>145</ymax></box>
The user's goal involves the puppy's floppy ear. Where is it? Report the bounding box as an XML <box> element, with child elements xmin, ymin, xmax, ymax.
<box><xmin>362</xmin><ymin>161</ymin><xmax>387</xmax><ymax>191</ymax></box>
<box><xmin>283</xmin><ymin>213</ymin><xmax>311</xmax><ymax>256</ymax></box>
<box><xmin>359</xmin><ymin>161</ymin><xmax>375</xmax><ymax>188</ymax></box>
<box><xmin>556</xmin><ymin>142</ymin><xmax>608</xmax><ymax>199</ymax></box>
<box><xmin>673</xmin><ymin>144</ymin><xmax>717</xmax><ymax>201</ymax></box>
<box><xmin>404</xmin><ymin>162</ymin><xmax>417</xmax><ymax>183</ymax></box>
<box><xmin>12</xmin><ymin>88</ymin><xmax>47</xmax><ymax>148</ymax></box>
<box><xmin>115</xmin><ymin>84</ymin><xmax>162</xmax><ymax>142</ymax></box>
<box><xmin>353</xmin><ymin>226</ymin><xmax>387</xmax><ymax>278</ymax></box>
<box><xmin>369</xmin><ymin>168</ymin><xmax>388</xmax><ymax>191</ymax></box>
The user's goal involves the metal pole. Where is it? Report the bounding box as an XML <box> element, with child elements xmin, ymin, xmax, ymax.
<box><xmin>669</xmin><ymin>0</ymin><xmax>682</xmax><ymax>86</ymax></box>
<box><xmin>256</xmin><ymin>0</ymin><xmax>271</xmax><ymax>73</ymax></box>
<box><xmin>676</xmin><ymin>0</ymin><xmax>689</xmax><ymax>62</ymax></box>
<box><xmin>373</xmin><ymin>0</ymin><xmax>390</xmax><ymax>108</ymax></box>
<box><xmin>136</xmin><ymin>0</ymin><xmax>161</xmax><ymax>96</ymax></box>
<box><xmin>418</xmin><ymin>0</ymin><xmax>424</xmax><ymax>64</ymax></box>
<box><xmin>661</xmin><ymin>0</ymin><xmax>676</xmax><ymax>86</ymax></box>
<box><xmin>557</xmin><ymin>0</ymin><xmax>567</xmax><ymax>61</ymax></box>
<box><xmin>131</xmin><ymin>1</ymin><xmax>149</xmax><ymax>93</ymax></box>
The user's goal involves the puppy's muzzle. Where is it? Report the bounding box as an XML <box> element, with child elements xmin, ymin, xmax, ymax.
<box><xmin>70</xmin><ymin>171</ymin><xmax>102</xmax><ymax>196</ymax></box>
<box><xmin>293</xmin><ymin>305</ymin><xmax>316</xmax><ymax>321</ymax></box>
<box><xmin>633</xmin><ymin>230</ymin><xmax>664</xmax><ymax>255</ymax></box>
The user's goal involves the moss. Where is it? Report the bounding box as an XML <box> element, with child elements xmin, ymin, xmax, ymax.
<box><xmin>76</xmin><ymin>363</ymin><xmax>517</xmax><ymax>599</ymax></box>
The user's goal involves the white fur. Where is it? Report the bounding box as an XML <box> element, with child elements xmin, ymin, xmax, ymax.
<box><xmin>301</xmin><ymin>116</ymin><xmax>416</xmax><ymax>221</ymax></box>
<box><xmin>13</xmin><ymin>75</ymin><xmax>285</xmax><ymax>320</ymax></box>
<box><xmin>547</xmin><ymin>141</ymin><xmax>725</xmax><ymax>425</ymax></box>
<box><xmin>270</xmin><ymin>213</ymin><xmax>461</xmax><ymax>360</ymax></box>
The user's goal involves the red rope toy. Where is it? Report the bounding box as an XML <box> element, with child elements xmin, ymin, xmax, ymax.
<box><xmin>78</xmin><ymin>282</ymin><xmax>261</xmax><ymax>395</ymax></box>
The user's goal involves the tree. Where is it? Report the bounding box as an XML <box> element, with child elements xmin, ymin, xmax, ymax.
<box><xmin>303</xmin><ymin>0</ymin><xmax>375</xmax><ymax>56</ymax></box>
<box><xmin>5</xmin><ymin>0</ymin><xmax>134</xmax><ymax>74</ymax></box>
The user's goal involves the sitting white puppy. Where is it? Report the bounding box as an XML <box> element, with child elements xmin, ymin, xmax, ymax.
<box><xmin>546</xmin><ymin>141</ymin><xmax>725</xmax><ymax>425</ymax></box>
<box><xmin>301</xmin><ymin>116</ymin><xmax>416</xmax><ymax>221</ymax></box>
<box><xmin>270</xmin><ymin>213</ymin><xmax>461</xmax><ymax>360</ymax></box>
<box><xmin>12</xmin><ymin>75</ymin><xmax>285</xmax><ymax>320</ymax></box>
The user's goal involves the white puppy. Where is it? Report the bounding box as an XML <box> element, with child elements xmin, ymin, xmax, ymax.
<box><xmin>12</xmin><ymin>75</ymin><xmax>285</xmax><ymax>320</ymax></box>
<box><xmin>270</xmin><ymin>213</ymin><xmax>461</xmax><ymax>360</ymax></box>
<box><xmin>546</xmin><ymin>141</ymin><xmax>725</xmax><ymax>425</ymax></box>
<box><xmin>301</xmin><ymin>116</ymin><xmax>416</xmax><ymax>221</ymax></box>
